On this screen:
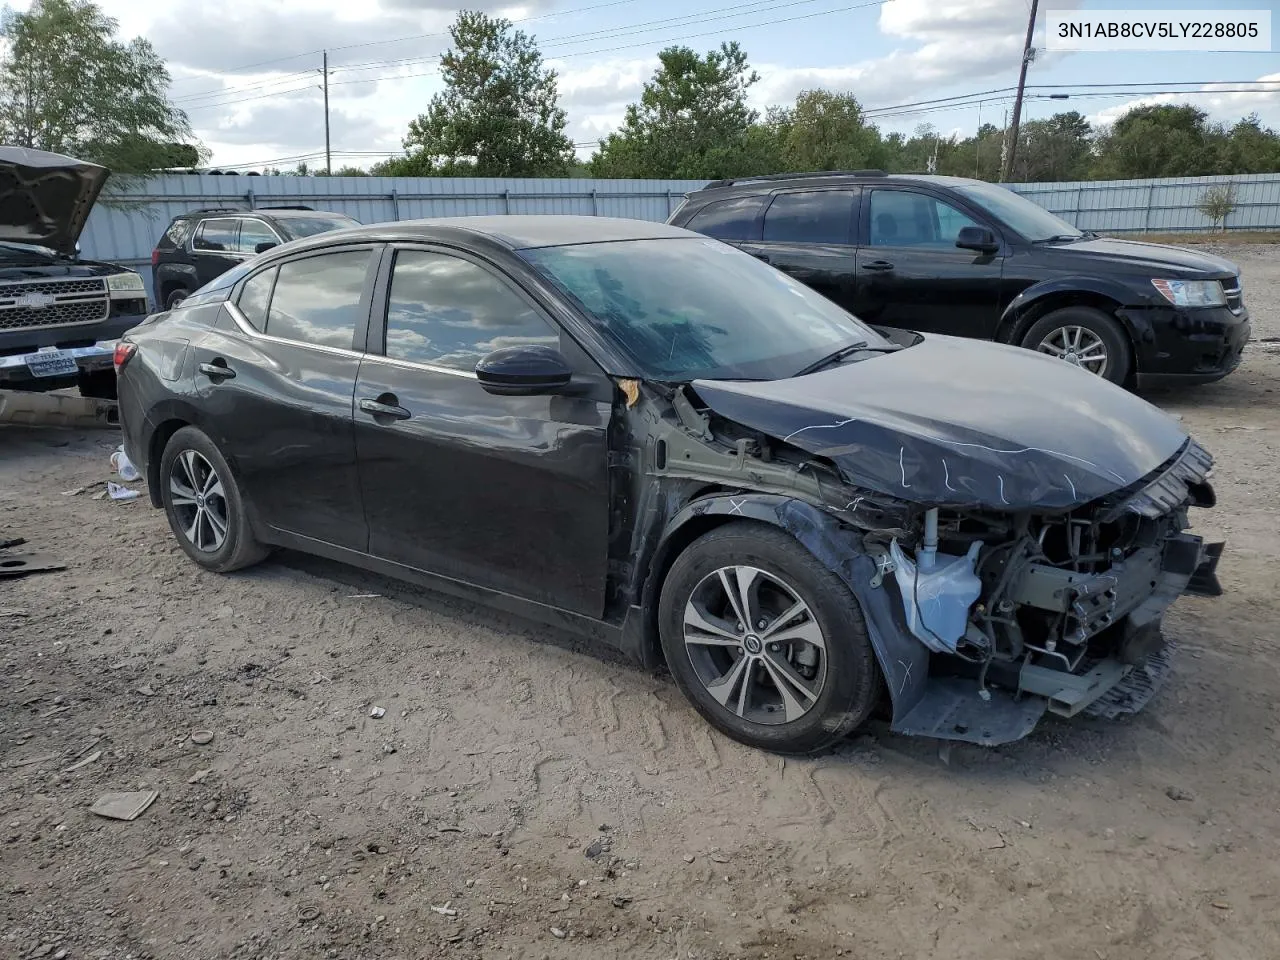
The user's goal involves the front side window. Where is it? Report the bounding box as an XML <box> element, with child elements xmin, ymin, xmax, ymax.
<box><xmin>868</xmin><ymin>190</ymin><xmax>978</xmax><ymax>247</ymax></box>
<box><xmin>685</xmin><ymin>196</ymin><xmax>766</xmax><ymax>242</ymax></box>
<box><xmin>522</xmin><ymin>237</ymin><xmax>889</xmax><ymax>381</ymax></box>
<box><xmin>264</xmin><ymin>250</ymin><xmax>372</xmax><ymax>349</ymax></box>
<box><xmin>237</xmin><ymin>219</ymin><xmax>280</xmax><ymax>254</ymax></box>
<box><xmin>763</xmin><ymin>190</ymin><xmax>856</xmax><ymax>245</ymax></box>
<box><xmin>193</xmin><ymin>218</ymin><xmax>238</xmax><ymax>252</ymax></box>
<box><xmin>384</xmin><ymin>250</ymin><xmax>559</xmax><ymax>371</ymax></box>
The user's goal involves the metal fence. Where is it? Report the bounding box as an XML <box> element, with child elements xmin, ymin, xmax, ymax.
<box><xmin>81</xmin><ymin>172</ymin><xmax>1280</xmax><ymax>302</ymax></box>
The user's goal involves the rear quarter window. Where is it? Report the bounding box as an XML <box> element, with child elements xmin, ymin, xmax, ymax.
<box><xmin>684</xmin><ymin>196</ymin><xmax>766</xmax><ymax>242</ymax></box>
<box><xmin>161</xmin><ymin>219</ymin><xmax>194</xmax><ymax>249</ymax></box>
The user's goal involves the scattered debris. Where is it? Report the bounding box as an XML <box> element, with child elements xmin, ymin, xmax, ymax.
<box><xmin>89</xmin><ymin>790</ymin><xmax>159</xmax><ymax>821</ymax></box>
<box><xmin>369</xmin><ymin>706</ymin><xmax>386</xmax><ymax>719</ymax></box>
<box><xmin>61</xmin><ymin>480</ymin><xmax>106</xmax><ymax>496</ymax></box>
<box><xmin>1166</xmin><ymin>786</ymin><xmax>1196</xmax><ymax>802</ymax></box>
<box><xmin>135</xmin><ymin>684</ymin><xmax>155</xmax><ymax>697</ymax></box>
<box><xmin>585</xmin><ymin>838</ymin><xmax>607</xmax><ymax>859</ymax></box>
<box><xmin>187</xmin><ymin>769</ymin><xmax>212</xmax><ymax>784</ymax></box>
<box><xmin>0</xmin><ymin>553</ymin><xmax>66</xmax><ymax>579</ymax></box>
<box><xmin>62</xmin><ymin>751</ymin><xmax>102</xmax><ymax>773</ymax></box>
<box><xmin>9</xmin><ymin>753</ymin><xmax>57</xmax><ymax>768</ymax></box>
<box><xmin>346</xmin><ymin>593</ymin><xmax>380</xmax><ymax>599</ymax></box>
<box><xmin>190</xmin><ymin>729</ymin><xmax>215</xmax><ymax>745</ymax></box>
<box><xmin>550</xmin><ymin>926</ymin><xmax>567</xmax><ymax>939</ymax></box>
<box><xmin>431</xmin><ymin>903</ymin><xmax>457</xmax><ymax>917</ymax></box>
<box><xmin>682</xmin><ymin>854</ymin><xmax>695</xmax><ymax>863</ymax></box>
<box><xmin>40</xmin><ymin>704</ymin><xmax>70</xmax><ymax>719</ymax></box>
<box><xmin>110</xmin><ymin>445</ymin><xmax>141</xmax><ymax>481</ymax></box>
<box><xmin>297</xmin><ymin>905</ymin><xmax>321</xmax><ymax>923</ymax></box>
<box><xmin>611</xmin><ymin>896</ymin><xmax>632</xmax><ymax>908</ymax></box>
<box><xmin>0</xmin><ymin>536</ymin><xmax>27</xmax><ymax>548</ymax></box>
<box><xmin>106</xmin><ymin>481</ymin><xmax>141</xmax><ymax>501</ymax></box>
<box><xmin>1211</xmin><ymin>901</ymin><xmax>1231</xmax><ymax>910</ymax></box>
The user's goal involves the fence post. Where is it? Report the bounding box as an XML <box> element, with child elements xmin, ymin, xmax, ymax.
<box><xmin>1073</xmin><ymin>185</ymin><xmax>1084</xmax><ymax>227</ymax></box>
<box><xmin>502</xmin><ymin>190</ymin><xmax>510</xmax><ymax>214</ymax></box>
<box><xmin>590</xmin><ymin>189</ymin><xmax>598</xmax><ymax>216</ymax></box>
<box><xmin>246</xmin><ymin>189</ymin><xmax>256</xmax><ymax>210</ymax></box>
<box><xmin>1143</xmin><ymin>182</ymin><xmax>1155</xmax><ymax>234</ymax></box>
<box><xmin>391</xmin><ymin>189</ymin><xmax>400</xmax><ymax>222</ymax></box>
<box><xmin>665</xmin><ymin>189</ymin><xmax>673</xmax><ymax>215</ymax></box>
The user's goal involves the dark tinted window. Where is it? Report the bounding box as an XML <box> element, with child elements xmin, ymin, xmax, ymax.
<box><xmin>193</xmin><ymin>218</ymin><xmax>238</xmax><ymax>252</ymax></box>
<box><xmin>265</xmin><ymin>251</ymin><xmax>372</xmax><ymax>349</ymax></box>
<box><xmin>763</xmin><ymin>190</ymin><xmax>855</xmax><ymax>244</ymax></box>
<box><xmin>236</xmin><ymin>267</ymin><xmax>276</xmax><ymax>330</ymax></box>
<box><xmin>162</xmin><ymin>219</ymin><xmax>193</xmax><ymax>248</ymax></box>
<box><xmin>869</xmin><ymin>190</ymin><xmax>978</xmax><ymax>247</ymax></box>
<box><xmin>685</xmin><ymin>196</ymin><xmax>765</xmax><ymax>241</ymax></box>
<box><xmin>237</xmin><ymin>219</ymin><xmax>279</xmax><ymax>254</ymax></box>
<box><xmin>385</xmin><ymin>251</ymin><xmax>558</xmax><ymax>371</ymax></box>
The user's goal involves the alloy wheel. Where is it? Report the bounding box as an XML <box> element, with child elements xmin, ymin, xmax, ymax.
<box><xmin>168</xmin><ymin>449</ymin><xmax>229</xmax><ymax>552</ymax></box>
<box><xmin>682</xmin><ymin>565</ymin><xmax>828</xmax><ymax>725</ymax></box>
<box><xmin>1036</xmin><ymin>324</ymin><xmax>1109</xmax><ymax>375</ymax></box>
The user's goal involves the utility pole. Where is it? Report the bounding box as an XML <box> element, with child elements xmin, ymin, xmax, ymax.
<box><xmin>974</xmin><ymin>100</ymin><xmax>983</xmax><ymax>177</ymax></box>
<box><xmin>322</xmin><ymin>51</ymin><xmax>331</xmax><ymax>175</ymax></box>
<box><xmin>1003</xmin><ymin>0</ymin><xmax>1039</xmax><ymax>183</ymax></box>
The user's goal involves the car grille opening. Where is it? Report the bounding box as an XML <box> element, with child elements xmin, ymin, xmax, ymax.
<box><xmin>0</xmin><ymin>277</ymin><xmax>110</xmax><ymax>331</ymax></box>
<box><xmin>1222</xmin><ymin>276</ymin><xmax>1243</xmax><ymax>315</ymax></box>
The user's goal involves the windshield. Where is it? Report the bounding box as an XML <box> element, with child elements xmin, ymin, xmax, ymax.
<box><xmin>279</xmin><ymin>215</ymin><xmax>358</xmax><ymax>239</ymax></box>
<box><xmin>521</xmin><ymin>238</ymin><xmax>889</xmax><ymax>380</ymax></box>
<box><xmin>950</xmin><ymin>181</ymin><xmax>1083</xmax><ymax>243</ymax></box>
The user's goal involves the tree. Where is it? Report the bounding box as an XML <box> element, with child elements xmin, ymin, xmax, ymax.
<box><xmin>1221</xmin><ymin>114</ymin><xmax>1280</xmax><ymax>174</ymax></box>
<box><xmin>398</xmin><ymin>11</ymin><xmax>573</xmax><ymax>177</ymax></box>
<box><xmin>1091</xmin><ymin>104</ymin><xmax>1225</xmax><ymax>180</ymax></box>
<box><xmin>589</xmin><ymin>43</ymin><xmax>766</xmax><ymax>179</ymax></box>
<box><xmin>1004</xmin><ymin>111</ymin><xmax>1092</xmax><ymax>182</ymax></box>
<box><xmin>770</xmin><ymin>90</ymin><xmax>885</xmax><ymax>172</ymax></box>
<box><xmin>0</xmin><ymin>0</ymin><xmax>201</xmax><ymax>174</ymax></box>
<box><xmin>1197</xmin><ymin>183</ymin><xmax>1237</xmax><ymax>232</ymax></box>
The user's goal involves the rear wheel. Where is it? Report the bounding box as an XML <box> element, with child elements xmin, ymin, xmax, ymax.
<box><xmin>1022</xmin><ymin>306</ymin><xmax>1131</xmax><ymax>384</ymax></box>
<box><xmin>165</xmin><ymin>287</ymin><xmax>189</xmax><ymax>310</ymax></box>
<box><xmin>658</xmin><ymin>522</ymin><xmax>880</xmax><ymax>754</ymax></box>
<box><xmin>160</xmin><ymin>426</ymin><xmax>268</xmax><ymax>573</ymax></box>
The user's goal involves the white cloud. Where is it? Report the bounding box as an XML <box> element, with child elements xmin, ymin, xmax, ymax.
<box><xmin>1088</xmin><ymin>73</ymin><xmax>1280</xmax><ymax>130</ymax></box>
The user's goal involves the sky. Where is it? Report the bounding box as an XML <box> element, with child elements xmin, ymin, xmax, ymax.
<box><xmin>11</xmin><ymin>0</ymin><xmax>1279</xmax><ymax>169</ymax></box>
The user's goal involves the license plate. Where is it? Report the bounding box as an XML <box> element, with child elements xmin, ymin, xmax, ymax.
<box><xmin>25</xmin><ymin>350</ymin><xmax>79</xmax><ymax>378</ymax></box>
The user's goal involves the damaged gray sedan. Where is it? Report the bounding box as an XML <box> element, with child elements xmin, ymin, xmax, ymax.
<box><xmin>116</xmin><ymin>216</ymin><xmax>1224</xmax><ymax>753</ymax></box>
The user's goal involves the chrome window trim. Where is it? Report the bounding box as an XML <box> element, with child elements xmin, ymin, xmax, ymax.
<box><xmin>359</xmin><ymin>351</ymin><xmax>478</xmax><ymax>380</ymax></box>
<box><xmin>225</xmin><ymin>301</ymin><xmax>365</xmax><ymax>360</ymax></box>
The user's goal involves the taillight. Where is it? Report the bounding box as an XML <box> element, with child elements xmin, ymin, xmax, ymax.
<box><xmin>113</xmin><ymin>341</ymin><xmax>137</xmax><ymax>373</ymax></box>
<box><xmin>151</xmin><ymin>248</ymin><xmax>160</xmax><ymax>267</ymax></box>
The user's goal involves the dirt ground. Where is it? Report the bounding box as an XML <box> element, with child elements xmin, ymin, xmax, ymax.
<box><xmin>3</xmin><ymin>244</ymin><xmax>1279</xmax><ymax>960</ymax></box>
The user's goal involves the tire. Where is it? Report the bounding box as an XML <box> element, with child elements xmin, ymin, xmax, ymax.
<box><xmin>159</xmin><ymin>426</ymin><xmax>268</xmax><ymax>573</ymax></box>
<box><xmin>658</xmin><ymin>522</ymin><xmax>881</xmax><ymax>754</ymax></box>
<box><xmin>165</xmin><ymin>287</ymin><xmax>189</xmax><ymax>310</ymax></box>
<box><xmin>1021</xmin><ymin>306</ymin><xmax>1132</xmax><ymax>384</ymax></box>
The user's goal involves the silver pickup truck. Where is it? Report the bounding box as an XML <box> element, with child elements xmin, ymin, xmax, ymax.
<box><xmin>0</xmin><ymin>146</ymin><xmax>149</xmax><ymax>399</ymax></box>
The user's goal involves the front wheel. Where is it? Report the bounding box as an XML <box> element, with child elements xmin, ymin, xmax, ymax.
<box><xmin>159</xmin><ymin>426</ymin><xmax>268</xmax><ymax>573</ymax></box>
<box><xmin>658</xmin><ymin>522</ymin><xmax>881</xmax><ymax>754</ymax></box>
<box><xmin>1021</xmin><ymin>306</ymin><xmax>1132</xmax><ymax>384</ymax></box>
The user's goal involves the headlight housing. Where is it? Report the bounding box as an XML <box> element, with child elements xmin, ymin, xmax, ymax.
<box><xmin>106</xmin><ymin>271</ymin><xmax>146</xmax><ymax>293</ymax></box>
<box><xmin>1151</xmin><ymin>278</ymin><xmax>1226</xmax><ymax>308</ymax></box>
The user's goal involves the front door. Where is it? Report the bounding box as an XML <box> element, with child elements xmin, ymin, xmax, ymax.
<box><xmin>354</xmin><ymin>245</ymin><xmax>611</xmax><ymax>617</ymax></box>
<box><xmin>739</xmin><ymin>188</ymin><xmax>859</xmax><ymax>312</ymax></box>
<box><xmin>190</xmin><ymin>244</ymin><xmax>380</xmax><ymax>550</ymax></box>
<box><xmin>852</xmin><ymin>187</ymin><xmax>1005</xmax><ymax>339</ymax></box>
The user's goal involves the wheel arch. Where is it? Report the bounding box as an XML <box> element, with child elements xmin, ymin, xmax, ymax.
<box><xmin>627</xmin><ymin>493</ymin><xmax>929</xmax><ymax>722</ymax></box>
<box><xmin>997</xmin><ymin>278</ymin><xmax>1137</xmax><ymax>346</ymax></box>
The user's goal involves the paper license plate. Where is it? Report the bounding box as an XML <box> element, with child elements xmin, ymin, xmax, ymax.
<box><xmin>26</xmin><ymin>350</ymin><xmax>79</xmax><ymax>378</ymax></box>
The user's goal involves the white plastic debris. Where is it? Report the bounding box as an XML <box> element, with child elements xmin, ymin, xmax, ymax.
<box><xmin>106</xmin><ymin>482</ymin><xmax>141</xmax><ymax>501</ymax></box>
<box><xmin>110</xmin><ymin>445</ymin><xmax>141</xmax><ymax>481</ymax></box>
<box><xmin>369</xmin><ymin>706</ymin><xmax>386</xmax><ymax>719</ymax></box>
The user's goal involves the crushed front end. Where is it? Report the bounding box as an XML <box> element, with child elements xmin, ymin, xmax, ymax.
<box><xmin>873</xmin><ymin>439</ymin><xmax>1223</xmax><ymax>744</ymax></box>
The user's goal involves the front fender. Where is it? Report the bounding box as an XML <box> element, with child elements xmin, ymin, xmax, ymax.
<box><xmin>998</xmin><ymin>275</ymin><xmax>1144</xmax><ymax>342</ymax></box>
<box><xmin>652</xmin><ymin>493</ymin><xmax>929</xmax><ymax>722</ymax></box>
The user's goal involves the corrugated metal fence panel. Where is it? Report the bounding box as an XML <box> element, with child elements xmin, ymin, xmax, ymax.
<box><xmin>81</xmin><ymin>172</ymin><xmax>1279</xmax><ymax>301</ymax></box>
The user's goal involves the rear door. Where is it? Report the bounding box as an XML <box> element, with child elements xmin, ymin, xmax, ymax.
<box><xmin>739</xmin><ymin>188</ymin><xmax>859</xmax><ymax>312</ymax></box>
<box><xmin>853</xmin><ymin>187</ymin><xmax>1005</xmax><ymax>339</ymax></box>
<box><xmin>353</xmin><ymin>244</ymin><xmax>612</xmax><ymax>616</ymax></box>
<box><xmin>190</xmin><ymin>218</ymin><xmax>243</xmax><ymax>287</ymax></box>
<box><xmin>190</xmin><ymin>244</ymin><xmax>380</xmax><ymax>550</ymax></box>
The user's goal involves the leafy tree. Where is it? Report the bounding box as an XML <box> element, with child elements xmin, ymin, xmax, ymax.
<box><xmin>589</xmin><ymin>43</ymin><xmax>765</xmax><ymax>179</ymax></box>
<box><xmin>1197</xmin><ymin>183</ymin><xmax>1237</xmax><ymax>231</ymax></box>
<box><xmin>1221</xmin><ymin>114</ymin><xmax>1280</xmax><ymax>174</ymax></box>
<box><xmin>1090</xmin><ymin>104</ymin><xmax>1225</xmax><ymax>180</ymax></box>
<box><xmin>0</xmin><ymin>0</ymin><xmax>201</xmax><ymax>174</ymax></box>
<box><xmin>398</xmin><ymin>11</ymin><xmax>573</xmax><ymax>177</ymax></box>
<box><xmin>1005</xmin><ymin>111</ymin><xmax>1092</xmax><ymax>182</ymax></box>
<box><xmin>770</xmin><ymin>90</ymin><xmax>885</xmax><ymax>172</ymax></box>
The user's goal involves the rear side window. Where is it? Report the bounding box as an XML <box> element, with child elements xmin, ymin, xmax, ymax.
<box><xmin>161</xmin><ymin>219</ymin><xmax>193</xmax><ymax>249</ymax></box>
<box><xmin>265</xmin><ymin>250</ymin><xmax>372</xmax><ymax>350</ymax></box>
<box><xmin>763</xmin><ymin>190</ymin><xmax>856</xmax><ymax>245</ymax></box>
<box><xmin>193</xmin><ymin>218</ymin><xmax>238</xmax><ymax>252</ymax></box>
<box><xmin>236</xmin><ymin>268</ymin><xmax>276</xmax><ymax>330</ymax></box>
<box><xmin>684</xmin><ymin>196</ymin><xmax>765</xmax><ymax>241</ymax></box>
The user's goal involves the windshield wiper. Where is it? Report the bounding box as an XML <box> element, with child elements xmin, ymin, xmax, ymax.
<box><xmin>792</xmin><ymin>341</ymin><xmax>904</xmax><ymax>376</ymax></box>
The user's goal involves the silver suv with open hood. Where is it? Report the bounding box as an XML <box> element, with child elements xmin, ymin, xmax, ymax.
<box><xmin>0</xmin><ymin>146</ymin><xmax>149</xmax><ymax>397</ymax></box>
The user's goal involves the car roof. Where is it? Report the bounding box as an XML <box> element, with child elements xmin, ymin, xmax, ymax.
<box><xmin>689</xmin><ymin>172</ymin><xmax>989</xmax><ymax>195</ymax></box>
<box><xmin>271</xmin><ymin>215</ymin><xmax>695</xmax><ymax>253</ymax></box>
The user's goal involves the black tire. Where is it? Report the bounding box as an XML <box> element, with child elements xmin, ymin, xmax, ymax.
<box><xmin>77</xmin><ymin>369</ymin><xmax>117</xmax><ymax>400</ymax></box>
<box><xmin>1021</xmin><ymin>306</ymin><xmax>1132</xmax><ymax>384</ymax></box>
<box><xmin>165</xmin><ymin>287</ymin><xmax>189</xmax><ymax>310</ymax></box>
<box><xmin>159</xmin><ymin>426</ymin><xmax>268</xmax><ymax>573</ymax></box>
<box><xmin>658</xmin><ymin>522</ymin><xmax>881</xmax><ymax>754</ymax></box>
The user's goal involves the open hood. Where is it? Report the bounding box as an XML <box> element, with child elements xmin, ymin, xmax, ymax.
<box><xmin>692</xmin><ymin>334</ymin><xmax>1190</xmax><ymax>511</ymax></box>
<box><xmin>0</xmin><ymin>146</ymin><xmax>108</xmax><ymax>255</ymax></box>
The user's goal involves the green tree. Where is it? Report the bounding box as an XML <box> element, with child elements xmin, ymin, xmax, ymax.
<box><xmin>1091</xmin><ymin>104</ymin><xmax>1225</xmax><ymax>179</ymax></box>
<box><xmin>770</xmin><ymin>90</ymin><xmax>885</xmax><ymax>171</ymax></box>
<box><xmin>398</xmin><ymin>11</ymin><xmax>573</xmax><ymax>177</ymax></box>
<box><xmin>589</xmin><ymin>43</ymin><xmax>768</xmax><ymax>179</ymax></box>
<box><xmin>1221</xmin><ymin>114</ymin><xmax>1280</xmax><ymax>174</ymax></box>
<box><xmin>1001</xmin><ymin>111</ymin><xmax>1092</xmax><ymax>182</ymax></box>
<box><xmin>0</xmin><ymin>0</ymin><xmax>201</xmax><ymax>174</ymax></box>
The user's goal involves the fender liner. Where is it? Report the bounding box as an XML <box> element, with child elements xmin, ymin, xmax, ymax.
<box><xmin>998</xmin><ymin>276</ymin><xmax>1147</xmax><ymax>345</ymax></box>
<box><xmin>628</xmin><ymin>492</ymin><xmax>929</xmax><ymax>722</ymax></box>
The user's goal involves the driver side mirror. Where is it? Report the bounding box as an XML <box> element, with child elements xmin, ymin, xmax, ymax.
<box><xmin>956</xmin><ymin>226</ymin><xmax>999</xmax><ymax>254</ymax></box>
<box><xmin>475</xmin><ymin>345</ymin><xmax>573</xmax><ymax>396</ymax></box>
<box><xmin>254</xmin><ymin>241</ymin><xmax>278</xmax><ymax>254</ymax></box>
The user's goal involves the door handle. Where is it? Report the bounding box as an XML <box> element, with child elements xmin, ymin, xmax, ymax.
<box><xmin>359</xmin><ymin>397</ymin><xmax>412</xmax><ymax>421</ymax></box>
<box><xmin>861</xmin><ymin>260</ymin><xmax>894</xmax><ymax>272</ymax></box>
<box><xmin>198</xmin><ymin>360</ymin><xmax>235</xmax><ymax>380</ymax></box>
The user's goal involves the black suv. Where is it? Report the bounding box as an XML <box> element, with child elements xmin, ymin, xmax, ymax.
<box><xmin>152</xmin><ymin>206</ymin><xmax>358</xmax><ymax>310</ymax></box>
<box><xmin>669</xmin><ymin>171</ymin><xmax>1250</xmax><ymax>387</ymax></box>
